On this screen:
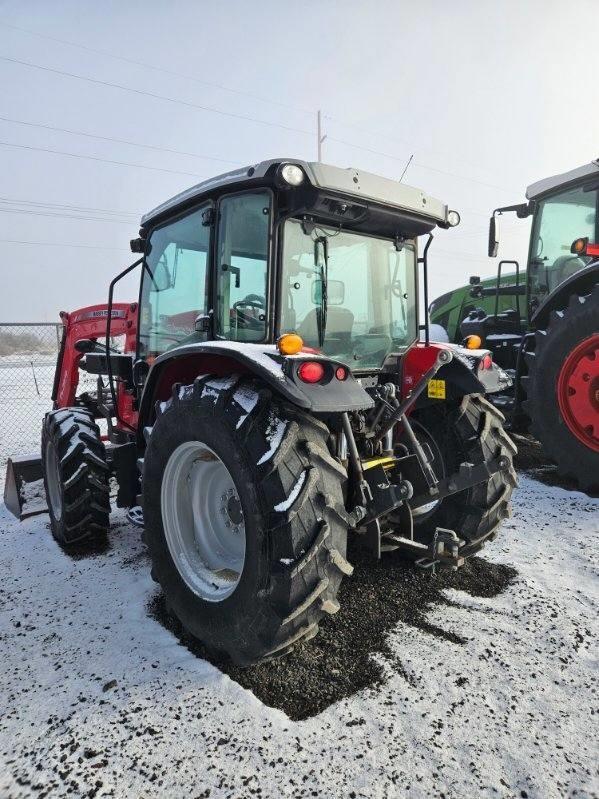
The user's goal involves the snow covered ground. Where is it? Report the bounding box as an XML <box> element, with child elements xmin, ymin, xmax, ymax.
<box><xmin>0</xmin><ymin>475</ymin><xmax>597</xmax><ymax>798</ymax></box>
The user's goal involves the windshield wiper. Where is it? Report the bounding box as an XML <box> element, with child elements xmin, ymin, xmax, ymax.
<box><xmin>314</xmin><ymin>236</ymin><xmax>328</xmax><ymax>348</ymax></box>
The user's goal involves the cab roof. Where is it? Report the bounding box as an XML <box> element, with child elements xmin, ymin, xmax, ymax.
<box><xmin>526</xmin><ymin>159</ymin><xmax>599</xmax><ymax>200</ymax></box>
<box><xmin>140</xmin><ymin>158</ymin><xmax>455</xmax><ymax>231</ymax></box>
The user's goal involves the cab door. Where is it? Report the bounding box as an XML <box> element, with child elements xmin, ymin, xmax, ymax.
<box><xmin>138</xmin><ymin>204</ymin><xmax>212</xmax><ymax>363</ymax></box>
<box><xmin>214</xmin><ymin>191</ymin><xmax>272</xmax><ymax>343</ymax></box>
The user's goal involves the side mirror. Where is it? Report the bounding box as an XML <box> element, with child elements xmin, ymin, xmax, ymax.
<box><xmin>488</xmin><ymin>214</ymin><xmax>499</xmax><ymax>258</ymax></box>
<box><xmin>149</xmin><ymin>255</ymin><xmax>173</xmax><ymax>292</ymax></box>
<box><xmin>469</xmin><ymin>275</ymin><xmax>482</xmax><ymax>298</ymax></box>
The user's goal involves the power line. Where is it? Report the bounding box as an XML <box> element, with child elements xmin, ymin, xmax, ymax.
<box><xmin>0</xmin><ymin>238</ymin><xmax>129</xmax><ymax>251</ymax></box>
<box><xmin>0</xmin><ymin>21</ymin><xmax>313</xmax><ymax>117</ymax></box>
<box><xmin>324</xmin><ymin>111</ymin><xmax>516</xmax><ymax>188</ymax></box>
<box><xmin>327</xmin><ymin>135</ymin><xmax>517</xmax><ymax>194</ymax></box>
<box><xmin>0</xmin><ymin>115</ymin><xmax>241</xmax><ymax>166</ymax></box>
<box><xmin>0</xmin><ymin>27</ymin><xmax>519</xmax><ymax>201</ymax></box>
<box><xmin>0</xmin><ymin>207</ymin><xmax>134</xmax><ymax>225</ymax></box>
<box><xmin>0</xmin><ymin>55</ymin><xmax>313</xmax><ymax>137</ymax></box>
<box><xmin>0</xmin><ymin>196</ymin><xmax>140</xmax><ymax>216</ymax></box>
<box><xmin>0</xmin><ymin>140</ymin><xmax>205</xmax><ymax>177</ymax></box>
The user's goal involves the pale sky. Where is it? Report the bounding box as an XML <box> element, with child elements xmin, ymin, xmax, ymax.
<box><xmin>0</xmin><ymin>0</ymin><xmax>598</xmax><ymax>321</ymax></box>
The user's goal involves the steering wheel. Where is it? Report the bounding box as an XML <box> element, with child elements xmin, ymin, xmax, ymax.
<box><xmin>232</xmin><ymin>294</ymin><xmax>266</xmax><ymax>330</ymax></box>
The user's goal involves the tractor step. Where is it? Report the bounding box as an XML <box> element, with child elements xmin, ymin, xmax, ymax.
<box><xmin>126</xmin><ymin>505</ymin><xmax>144</xmax><ymax>527</ymax></box>
<box><xmin>3</xmin><ymin>454</ymin><xmax>47</xmax><ymax>520</ymax></box>
<box><xmin>380</xmin><ymin>527</ymin><xmax>465</xmax><ymax>570</ymax></box>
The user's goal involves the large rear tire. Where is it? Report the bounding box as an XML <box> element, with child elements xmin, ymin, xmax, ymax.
<box><xmin>522</xmin><ymin>285</ymin><xmax>599</xmax><ymax>493</ymax></box>
<box><xmin>41</xmin><ymin>408</ymin><xmax>110</xmax><ymax>547</ymax></box>
<box><xmin>142</xmin><ymin>375</ymin><xmax>351</xmax><ymax>666</ymax></box>
<box><xmin>406</xmin><ymin>394</ymin><xmax>517</xmax><ymax>554</ymax></box>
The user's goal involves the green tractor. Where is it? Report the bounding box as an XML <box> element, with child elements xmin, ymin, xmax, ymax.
<box><xmin>429</xmin><ymin>269</ymin><xmax>524</xmax><ymax>344</ymax></box>
<box><xmin>430</xmin><ymin>160</ymin><xmax>599</xmax><ymax>493</ymax></box>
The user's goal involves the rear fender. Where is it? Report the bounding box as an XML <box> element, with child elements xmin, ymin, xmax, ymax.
<box><xmin>400</xmin><ymin>342</ymin><xmax>484</xmax><ymax>401</ymax></box>
<box><xmin>137</xmin><ymin>341</ymin><xmax>374</xmax><ymax>435</ymax></box>
<box><xmin>531</xmin><ymin>261</ymin><xmax>599</xmax><ymax>329</ymax></box>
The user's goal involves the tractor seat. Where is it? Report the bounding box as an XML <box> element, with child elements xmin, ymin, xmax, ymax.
<box><xmin>551</xmin><ymin>255</ymin><xmax>587</xmax><ymax>291</ymax></box>
<box><xmin>298</xmin><ymin>307</ymin><xmax>354</xmax><ymax>351</ymax></box>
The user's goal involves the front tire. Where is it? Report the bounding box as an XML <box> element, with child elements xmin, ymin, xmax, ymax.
<box><xmin>407</xmin><ymin>394</ymin><xmax>517</xmax><ymax>554</ymax></box>
<box><xmin>142</xmin><ymin>375</ymin><xmax>351</xmax><ymax>666</ymax></box>
<box><xmin>41</xmin><ymin>408</ymin><xmax>110</xmax><ymax>547</ymax></box>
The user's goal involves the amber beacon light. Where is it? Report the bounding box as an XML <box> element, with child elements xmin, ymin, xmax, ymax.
<box><xmin>465</xmin><ymin>334</ymin><xmax>483</xmax><ymax>350</ymax></box>
<box><xmin>277</xmin><ymin>332</ymin><xmax>304</xmax><ymax>355</ymax></box>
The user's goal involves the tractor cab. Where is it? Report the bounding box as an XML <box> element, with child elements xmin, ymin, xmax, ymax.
<box><xmin>131</xmin><ymin>159</ymin><xmax>456</xmax><ymax>377</ymax></box>
<box><xmin>461</xmin><ymin>160</ymin><xmax>599</xmax><ymax>372</ymax></box>
<box><xmin>487</xmin><ymin>159</ymin><xmax>599</xmax><ymax>324</ymax></box>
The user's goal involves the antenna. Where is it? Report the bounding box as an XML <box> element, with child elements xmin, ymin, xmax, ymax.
<box><xmin>399</xmin><ymin>154</ymin><xmax>413</xmax><ymax>183</ymax></box>
<box><xmin>317</xmin><ymin>109</ymin><xmax>327</xmax><ymax>161</ymax></box>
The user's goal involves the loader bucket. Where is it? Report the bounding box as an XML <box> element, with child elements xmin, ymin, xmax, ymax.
<box><xmin>3</xmin><ymin>454</ymin><xmax>47</xmax><ymax>520</ymax></box>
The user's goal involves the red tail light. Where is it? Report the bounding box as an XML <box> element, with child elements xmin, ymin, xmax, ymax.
<box><xmin>335</xmin><ymin>366</ymin><xmax>347</xmax><ymax>381</ymax></box>
<box><xmin>298</xmin><ymin>361</ymin><xmax>325</xmax><ymax>383</ymax></box>
<box><xmin>479</xmin><ymin>354</ymin><xmax>493</xmax><ymax>370</ymax></box>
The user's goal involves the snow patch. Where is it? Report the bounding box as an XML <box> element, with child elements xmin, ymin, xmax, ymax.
<box><xmin>0</xmin><ymin>473</ymin><xmax>597</xmax><ymax>797</ymax></box>
<box><xmin>201</xmin><ymin>387</ymin><xmax>220</xmax><ymax>402</ymax></box>
<box><xmin>20</xmin><ymin>477</ymin><xmax>45</xmax><ymax>506</ymax></box>
<box><xmin>233</xmin><ymin>386</ymin><xmax>259</xmax><ymax>414</ymax></box>
<box><xmin>274</xmin><ymin>470</ymin><xmax>306</xmax><ymax>512</ymax></box>
<box><xmin>205</xmin><ymin>375</ymin><xmax>238</xmax><ymax>392</ymax></box>
<box><xmin>178</xmin><ymin>384</ymin><xmax>194</xmax><ymax>400</ymax></box>
<box><xmin>165</xmin><ymin>341</ymin><xmax>285</xmax><ymax>380</ymax></box>
<box><xmin>257</xmin><ymin>415</ymin><xmax>287</xmax><ymax>465</ymax></box>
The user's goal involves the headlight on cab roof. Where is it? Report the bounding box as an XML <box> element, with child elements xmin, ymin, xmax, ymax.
<box><xmin>447</xmin><ymin>210</ymin><xmax>461</xmax><ymax>227</ymax></box>
<box><xmin>280</xmin><ymin>163</ymin><xmax>305</xmax><ymax>186</ymax></box>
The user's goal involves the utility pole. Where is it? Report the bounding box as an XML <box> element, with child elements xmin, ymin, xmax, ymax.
<box><xmin>317</xmin><ymin>109</ymin><xmax>327</xmax><ymax>161</ymax></box>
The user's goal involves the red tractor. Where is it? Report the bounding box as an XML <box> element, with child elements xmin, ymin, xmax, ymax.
<box><xmin>5</xmin><ymin>159</ymin><xmax>516</xmax><ymax>665</ymax></box>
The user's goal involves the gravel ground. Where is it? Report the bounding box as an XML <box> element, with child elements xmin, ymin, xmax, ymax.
<box><xmin>1</xmin><ymin>472</ymin><xmax>598</xmax><ymax>798</ymax></box>
<box><xmin>151</xmin><ymin>555</ymin><xmax>517</xmax><ymax>721</ymax></box>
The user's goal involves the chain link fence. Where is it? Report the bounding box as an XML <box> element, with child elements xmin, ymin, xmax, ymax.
<box><xmin>0</xmin><ymin>323</ymin><xmax>63</xmax><ymax>467</ymax></box>
<box><xmin>0</xmin><ymin>323</ymin><xmax>118</xmax><ymax>492</ymax></box>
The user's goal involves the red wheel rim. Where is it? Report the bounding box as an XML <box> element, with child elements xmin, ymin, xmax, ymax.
<box><xmin>557</xmin><ymin>334</ymin><xmax>599</xmax><ymax>453</ymax></box>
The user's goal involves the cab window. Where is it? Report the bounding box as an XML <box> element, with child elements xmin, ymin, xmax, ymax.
<box><xmin>530</xmin><ymin>186</ymin><xmax>598</xmax><ymax>303</ymax></box>
<box><xmin>215</xmin><ymin>192</ymin><xmax>270</xmax><ymax>342</ymax></box>
<box><xmin>138</xmin><ymin>207</ymin><xmax>210</xmax><ymax>359</ymax></box>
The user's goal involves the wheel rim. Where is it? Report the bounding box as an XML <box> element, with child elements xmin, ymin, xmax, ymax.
<box><xmin>44</xmin><ymin>442</ymin><xmax>63</xmax><ymax>521</ymax></box>
<box><xmin>557</xmin><ymin>334</ymin><xmax>599</xmax><ymax>453</ymax></box>
<box><xmin>161</xmin><ymin>441</ymin><xmax>246</xmax><ymax>602</ymax></box>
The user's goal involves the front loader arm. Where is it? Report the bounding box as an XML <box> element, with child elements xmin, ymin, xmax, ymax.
<box><xmin>4</xmin><ymin>302</ymin><xmax>138</xmax><ymax>521</ymax></box>
<box><xmin>52</xmin><ymin>303</ymin><xmax>138</xmax><ymax>408</ymax></box>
